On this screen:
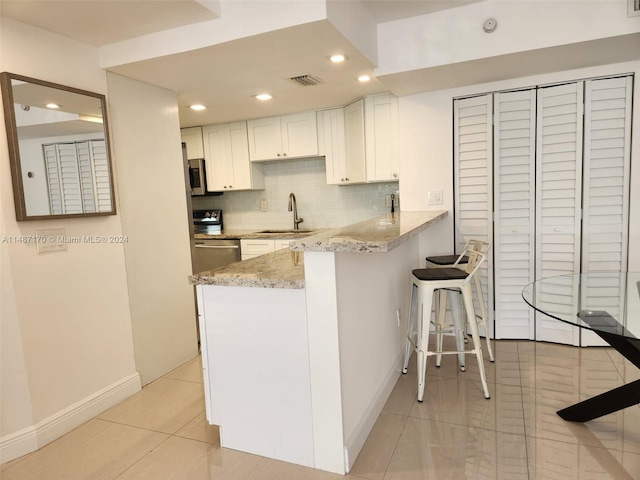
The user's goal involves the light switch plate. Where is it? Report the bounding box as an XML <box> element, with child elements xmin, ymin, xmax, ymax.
<box><xmin>36</xmin><ymin>229</ymin><xmax>67</xmax><ymax>253</ymax></box>
<box><xmin>260</xmin><ymin>199</ymin><xmax>268</xmax><ymax>212</ymax></box>
<box><xmin>427</xmin><ymin>190</ymin><xmax>443</xmax><ymax>206</ymax></box>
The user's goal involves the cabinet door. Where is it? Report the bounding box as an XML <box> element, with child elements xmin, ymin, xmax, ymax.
<box><xmin>247</xmin><ymin>117</ymin><xmax>282</xmax><ymax>161</ymax></box>
<box><xmin>535</xmin><ymin>82</ymin><xmax>584</xmax><ymax>346</ymax></box>
<box><xmin>493</xmin><ymin>90</ymin><xmax>536</xmax><ymax>340</ymax></box>
<box><xmin>181</xmin><ymin>127</ymin><xmax>204</xmax><ymax>159</ymax></box>
<box><xmin>202</xmin><ymin>124</ymin><xmax>229</xmax><ymax>191</ymax></box>
<box><xmin>365</xmin><ymin>94</ymin><xmax>399</xmax><ymax>182</ymax></box>
<box><xmin>274</xmin><ymin>239</ymin><xmax>294</xmax><ymax>250</ymax></box>
<box><xmin>240</xmin><ymin>239</ymin><xmax>275</xmax><ymax>259</ymax></box>
<box><xmin>320</xmin><ymin>109</ymin><xmax>347</xmax><ymax>185</ymax></box>
<box><xmin>226</xmin><ymin>122</ymin><xmax>253</xmax><ymax>190</ymax></box>
<box><xmin>281</xmin><ymin>112</ymin><xmax>318</xmax><ymax>159</ymax></box>
<box><xmin>343</xmin><ymin>99</ymin><xmax>366</xmax><ymax>184</ymax></box>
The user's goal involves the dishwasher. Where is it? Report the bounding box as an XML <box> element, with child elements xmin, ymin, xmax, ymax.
<box><xmin>193</xmin><ymin>238</ymin><xmax>241</xmax><ymax>273</ymax></box>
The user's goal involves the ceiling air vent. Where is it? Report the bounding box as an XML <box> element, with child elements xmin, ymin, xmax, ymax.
<box><xmin>288</xmin><ymin>74</ymin><xmax>324</xmax><ymax>87</ymax></box>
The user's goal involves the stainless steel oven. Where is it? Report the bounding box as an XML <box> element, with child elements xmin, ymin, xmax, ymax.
<box><xmin>192</xmin><ymin>209</ymin><xmax>241</xmax><ymax>273</ymax></box>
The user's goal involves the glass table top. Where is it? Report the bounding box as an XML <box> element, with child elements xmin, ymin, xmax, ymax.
<box><xmin>522</xmin><ymin>272</ymin><xmax>640</xmax><ymax>340</ymax></box>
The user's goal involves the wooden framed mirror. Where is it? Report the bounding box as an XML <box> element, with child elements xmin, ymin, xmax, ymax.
<box><xmin>1</xmin><ymin>72</ymin><xmax>116</xmax><ymax>221</ymax></box>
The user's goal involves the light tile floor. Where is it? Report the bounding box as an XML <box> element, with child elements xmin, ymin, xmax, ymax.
<box><xmin>2</xmin><ymin>340</ymin><xmax>640</xmax><ymax>479</ymax></box>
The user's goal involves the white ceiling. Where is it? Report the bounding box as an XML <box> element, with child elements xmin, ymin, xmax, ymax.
<box><xmin>0</xmin><ymin>0</ymin><xmax>477</xmax><ymax>126</ymax></box>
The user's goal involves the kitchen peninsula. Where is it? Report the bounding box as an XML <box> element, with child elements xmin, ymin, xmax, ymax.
<box><xmin>189</xmin><ymin>210</ymin><xmax>447</xmax><ymax>475</ymax></box>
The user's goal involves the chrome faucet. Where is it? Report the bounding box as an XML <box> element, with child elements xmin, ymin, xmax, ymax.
<box><xmin>288</xmin><ymin>193</ymin><xmax>304</xmax><ymax>230</ymax></box>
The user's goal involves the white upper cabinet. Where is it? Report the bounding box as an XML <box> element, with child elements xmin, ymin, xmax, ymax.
<box><xmin>342</xmin><ymin>99</ymin><xmax>367</xmax><ymax>185</ymax></box>
<box><xmin>180</xmin><ymin>126</ymin><xmax>204</xmax><ymax>159</ymax></box>
<box><xmin>320</xmin><ymin>107</ymin><xmax>367</xmax><ymax>186</ymax></box>
<box><xmin>203</xmin><ymin>122</ymin><xmax>264</xmax><ymax>192</ymax></box>
<box><xmin>364</xmin><ymin>93</ymin><xmax>399</xmax><ymax>183</ymax></box>
<box><xmin>247</xmin><ymin>112</ymin><xmax>318</xmax><ymax>161</ymax></box>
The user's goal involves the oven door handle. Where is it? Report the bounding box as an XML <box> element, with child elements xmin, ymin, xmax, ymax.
<box><xmin>194</xmin><ymin>244</ymin><xmax>240</xmax><ymax>249</ymax></box>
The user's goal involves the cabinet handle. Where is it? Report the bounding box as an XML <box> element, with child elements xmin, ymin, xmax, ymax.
<box><xmin>224</xmin><ymin>186</ymin><xmax>228</xmax><ymax>189</ymax></box>
<box><xmin>283</xmin><ymin>152</ymin><xmax>287</xmax><ymax>156</ymax></box>
<box><xmin>229</xmin><ymin>186</ymin><xmax>233</xmax><ymax>189</ymax></box>
<box><xmin>393</xmin><ymin>173</ymin><xmax>397</xmax><ymax>178</ymax></box>
<box><xmin>277</xmin><ymin>153</ymin><xmax>281</xmax><ymax>157</ymax></box>
<box><xmin>345</xmin><ymin>178</ymin><xmax>349</xmax><ymax>181</ymax></box>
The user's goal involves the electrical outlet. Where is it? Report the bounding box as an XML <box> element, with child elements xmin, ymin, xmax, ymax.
<box><xmin>260</xmin><ymin>199</ymin><xmax>268</xmax><ymax>212</ymax></box>
<box><xmin>427</xmin><ymin>190</ymin><xmax>443</xmax><ymax>205</ymax></box>
<box><xmin>36</xmin><ymin>229</ymin><xmax>67</xmax><ymax>253</ymax></box>
<box><xmin>385</xmin><ymin>194</ymin><xmax>399</xmax><ymax>207</ymax></box>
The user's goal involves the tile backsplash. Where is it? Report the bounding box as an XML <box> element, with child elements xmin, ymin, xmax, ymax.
<box><xmin>191</xmin><ymin>157</ymin><xmax>399</xmax><ymax>231</ymax></box>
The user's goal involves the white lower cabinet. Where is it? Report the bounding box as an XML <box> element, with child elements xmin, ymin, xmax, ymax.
<box><xmin>202</xmin><ymin>122</ymin><xmax>264</xmax><ymax>192</ymax></box>
<box><xmin>241</xmin><ymin>238</ymin><xmax>295</xmax><ymax>260</ymax></box>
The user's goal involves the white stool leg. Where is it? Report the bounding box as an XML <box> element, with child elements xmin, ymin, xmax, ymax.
<box><xmin>473</xmin><ymin>274</ymin><xmax>494</xmax><ymax>362</ymax></box>
<box><xmin>434</xmin><ymin>289</ymin><xmax>447</xmax><ymax>367</ymax></box>
<box><xmin>403</xmin><ymin>281</ymin><xmax>419</xmax><ymax>374</ymax></box>
<box><xmin>448</xmin><ymin>290</ymin><xmax>466</xmax><ymax>371</ymax></box>
<box><xmin>461</xmin><ymin>283</ymin><xmax>490</xmax><ymax>399</ymax></box>
<box><xmin>417</xmin><ymin>285</ymin><xmax>435</xmax><ymax>402</ymax></box>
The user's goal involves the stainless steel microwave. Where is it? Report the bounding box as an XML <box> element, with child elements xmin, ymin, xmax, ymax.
<box><xmin>188</xmin><ymin>158</ymin><xmax>206</xmax><ymax>196</ymax></box>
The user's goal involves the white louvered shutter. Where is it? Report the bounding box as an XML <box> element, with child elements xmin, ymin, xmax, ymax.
<box><xmin>90</xmin><ymin>140</ymin><xmax>112</xmax><ymax>212</ymax></box>
<box><xmin>580</xmin><ymin>76</ymin><xmax>632</xmax><ymax>346</ymax></box>
<box><xmin>535</xmin><ymin>82</ymin><xmax>583</xmax><ymax>345</ymax></box>
<box><xmin>43</xmin><ymin>144</ymin><xmax>63</xmax><ymax>215</ymax></box>
<box><xmin>76</xmin><ymin>141</ymin><xmax>97</xmax><ymax>213</ymax></box>
<box><xmin>453</xmin><ymin>95</ymin><xmax>493</xmax><ymax>330</ymax></box>
<box><xmin>493</xmin><ymin>89</ymin><xmax>536</xmax><ymax>339</ymax></box>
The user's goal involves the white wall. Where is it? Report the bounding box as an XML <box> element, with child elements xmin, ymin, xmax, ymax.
<box><xmin>0</xmin><ymin>18</ymin><xmax>138</xmax><ymax>461</ymax></box>
<box><xmin>398</xmin><ymin>60</ymin><xmax>640</xmax><ymax>271</ymax></box>
<box><xmin>106</xmin><ymin>72</ymin><xmax>198</xmax><ymax>385</ymax></box>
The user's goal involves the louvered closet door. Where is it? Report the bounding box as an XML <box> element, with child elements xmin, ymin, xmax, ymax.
<box><xmin>493</xmin><ymin>90</ymin><xmax>536</xmax><ymax>339</ymax></box>
<box><xmin>453</xmin><ymin>95</ymin><xmax>493</xmax><ymax>331</ymax></box>
<box><xmin>580</xmin><ymin>76</ymin><xmax>632</xmax><ymax>346</ymax></box>
<box><xmin>535</xmin><ymin>82</ymin><xmax>583</xmax><ymax>345</ymax></box>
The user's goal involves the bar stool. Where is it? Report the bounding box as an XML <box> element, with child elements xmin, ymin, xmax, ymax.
<box><xmin>403</xmin><ymin>249</ymin><xmax>491</xmax><ymax>401</ymax></box>
<box><xmin>425</xmin><ymin>240</ymin><xmax>495</xmax><ymax>363</ymax></box>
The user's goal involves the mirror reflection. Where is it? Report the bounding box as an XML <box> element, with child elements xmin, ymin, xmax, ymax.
<box><xmin>1</xmin><ymin>72</ymin><xmax>116</xmax><ymax>221</ymax></box>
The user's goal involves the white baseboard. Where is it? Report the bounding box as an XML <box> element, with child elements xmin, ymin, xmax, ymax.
<box><xmin>343</xmin><ymin>353</ymin><xmax>402</xmax><ymax>473</ymax></box>
<box><xmin>0</xmin><ymin>373</ymin><xmax>141</xmax><ymax>464</ymax></box>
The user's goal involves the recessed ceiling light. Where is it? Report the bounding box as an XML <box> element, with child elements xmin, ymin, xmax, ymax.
<box><xmin>358</xmin><ymin>75</ymin><xmax>371</xmax><ymax>82</ymax></box>
<box><xmin>330</xmin><ymin>54</ymin><xmax>347</xmax><ymax>63</ymax></box>
<box><xmin>255</xmin><ymin>93</ymin><xmax>273</xmax><ymax>101</ymax></box>
<box><xmin>46</xmin><ymin>103</ymin><xmax>61</xmax><ymax>109</ymax></box>
<box><xmin>189</xmin><ymin>104</ymin><xmax>206</xmax><ymax>111</ymax></box>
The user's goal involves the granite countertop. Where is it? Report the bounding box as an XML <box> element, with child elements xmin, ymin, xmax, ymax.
<box><xmin>190</xmin><ymin>211</ymin><xmax>448</xmax><ymax>288</ymax></box>
<box><xmin>290</xmin><ymin>210</ymin><xmax>447</xmax><ymax>253</ymax></box>
<box><xmin>190</xmin><ymin>248</ymin><xmax>304</xmax><ymax>289</ymax></box>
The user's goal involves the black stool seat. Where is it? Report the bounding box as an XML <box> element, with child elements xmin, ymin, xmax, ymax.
<box><xmin>412</xmin><ymin>267</ymin><xmax>469</xmax><ymax>281</ymax></box>
<box><xmin>425</xmin><ymin>254</ymin><xmax>469</xmax><ymax>265</ymax></box>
